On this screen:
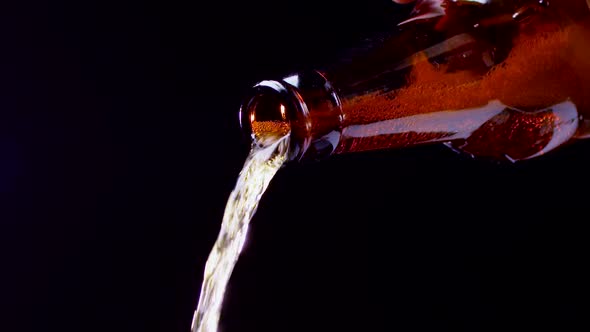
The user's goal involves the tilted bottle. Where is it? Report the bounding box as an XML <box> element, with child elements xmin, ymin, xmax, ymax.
<box><xmin>239</xmin><ymin>0</ymin><xmax>590</xmax><ymax>163</ymax></box>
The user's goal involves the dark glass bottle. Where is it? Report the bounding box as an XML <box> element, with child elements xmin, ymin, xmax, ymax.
<box><xmin>239</xmin><ymin>0</ymin><xmax>590</xmax><ymax>162</ymax></box>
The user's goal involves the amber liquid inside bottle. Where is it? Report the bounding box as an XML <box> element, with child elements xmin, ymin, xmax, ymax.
<box><xmin>240</xmin><ymin>0</ymin><xmax>590</xmax><ymax>163</ymax></box>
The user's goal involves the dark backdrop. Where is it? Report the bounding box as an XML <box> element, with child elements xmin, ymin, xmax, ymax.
<box><xmin>2</xmin><ymin>1</ymin><xmax>588</xmax><ymax>332</ymax></box>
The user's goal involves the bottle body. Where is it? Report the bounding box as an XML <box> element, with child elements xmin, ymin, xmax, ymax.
<box><xmin>240</xmin><ymin>0</ymin><xmax>590</xmax><ymax>162</ymax></box>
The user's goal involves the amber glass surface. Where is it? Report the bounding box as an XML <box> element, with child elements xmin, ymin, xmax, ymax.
<box><xmin>324</xmin><ymin>0</ymin><xmax>590</xmax><ymax>161</ymax></box>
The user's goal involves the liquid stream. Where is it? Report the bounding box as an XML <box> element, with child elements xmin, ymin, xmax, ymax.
<box><xmin>191</xmin><ymin>133</ymin><xmax>290</xmax><ymax>332</ymax></box>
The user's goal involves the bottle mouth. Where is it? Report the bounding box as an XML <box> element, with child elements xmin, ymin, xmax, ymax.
<box><xmin>239</xmin><ymin>71</ymin><xmax>344</xmax><ymax>162</ymax></box>
<box><xmin>239</xmin><ymin>80</ymin><xmax>311</xmax><ymax>160</ymax></box>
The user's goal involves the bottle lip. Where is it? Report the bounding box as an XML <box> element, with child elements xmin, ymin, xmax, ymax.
<box><xmin>239</xmin><ymin>70</ymin><xmax>344</xmax><ymax>162</ymax></box>
<box><xmin>238</xmin><ymin>79</ymin><xmax>312</xmax><ymax>161</ymax></box>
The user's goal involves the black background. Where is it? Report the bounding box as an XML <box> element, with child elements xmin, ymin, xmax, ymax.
<box><xmin>2</xmin><ymin>1</ymin><xmax>589</xmax><ymax>332</ymax></box>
